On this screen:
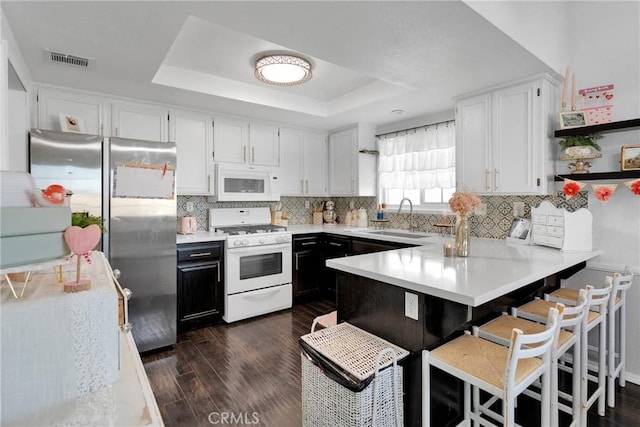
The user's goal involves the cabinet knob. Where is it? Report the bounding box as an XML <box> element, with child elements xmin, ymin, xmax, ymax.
<box><xmin>122</xmin><ymin>287</ymin><xmax>133</xmax><ymax>300</ymax></box>
<box><xmin>121</xmin><ymin>322</ymin><xmax>133</xmax><ymax>334</ymax></box>
<box><xmin>112</xmin><ymin>268</ymin><xmax>121</xmax><ymax>279</ymax></box>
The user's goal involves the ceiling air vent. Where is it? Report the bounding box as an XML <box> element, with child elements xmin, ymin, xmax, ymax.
<box><xmin>46</xmin><ymin>49</ymin><xmax>93</xmax><ymax>68</ymax></box>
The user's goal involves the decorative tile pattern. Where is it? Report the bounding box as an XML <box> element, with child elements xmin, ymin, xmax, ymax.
<box><xmin>176</xmin><ymin>191</ymin><xmax>588</xmax><ymax>239</ymax></box>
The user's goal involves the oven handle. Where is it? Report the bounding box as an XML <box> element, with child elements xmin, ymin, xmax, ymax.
<box><xmin>241</xmin><ymin>287</ymin><xmax>282</xmax><ymax>299</ymax></box>
<box><xmin>226</xmin><ymin>243</ymin><xmax>292</xmax><ymax>254</ymax></box>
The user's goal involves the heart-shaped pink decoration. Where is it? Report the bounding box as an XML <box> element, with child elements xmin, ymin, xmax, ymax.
<box><xmin>64</xmin><ymin>225</ymin><xmax>101</xmax><ymax>255</ymax></box>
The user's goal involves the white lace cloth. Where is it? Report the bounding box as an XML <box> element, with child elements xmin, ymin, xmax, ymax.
<box><xmin>1</xmin><ymin>252</ymin><xmax>119</xmax><ymax>425</ymax></box>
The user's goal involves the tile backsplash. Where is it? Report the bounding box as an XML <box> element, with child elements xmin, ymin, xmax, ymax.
<box><xmin>177</xmin><ymin>192</ymin><xmax>588</xmax><ymax>240</ymax></box>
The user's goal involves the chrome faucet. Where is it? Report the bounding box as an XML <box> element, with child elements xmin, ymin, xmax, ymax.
<box><xmin>397</xmin><ymin>198</ymin><xmax>415</xmax><ymax>231</ymax></box>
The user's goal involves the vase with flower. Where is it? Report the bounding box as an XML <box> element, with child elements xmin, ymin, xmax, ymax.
<box><xmin>448</xmin><ymin>191</ymin><xmax>481</xmax><ymax>257</ymax></box>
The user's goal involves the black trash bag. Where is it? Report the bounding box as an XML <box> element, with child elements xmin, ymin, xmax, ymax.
<box><xmin>299</xmin><ymin>338</ymin><xmax>374</xmax><ymax>393</ymax></box>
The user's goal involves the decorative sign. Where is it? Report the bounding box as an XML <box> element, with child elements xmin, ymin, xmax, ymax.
<box><xmin>112</xmin><ymin>162</ymin><xmax>175</xmax><ymax>199</ymax></box>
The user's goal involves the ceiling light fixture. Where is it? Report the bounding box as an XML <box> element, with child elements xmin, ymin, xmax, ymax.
<box><xmin>254</xmin><ymin>54</ymin><xmax>312</xmax><ymax>86</ymax></box>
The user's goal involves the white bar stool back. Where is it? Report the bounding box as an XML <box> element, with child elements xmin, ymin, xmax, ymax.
<box><xmin>422</xmin><ymin>306</ymin><xmax>562</xmax><ymax>427</ymax></box>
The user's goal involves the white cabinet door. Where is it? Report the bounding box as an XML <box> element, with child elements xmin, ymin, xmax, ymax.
<box><xmin>455</xmin><ymin>75</ymin><xmax>554</xmax><ymax>194</ymax></box>
<box><xmin>328</xmin><ymin>128</ymin><xmax>357</xmax><ymax>196</ymax></box>
<box><xmin>303</xmin><ymin>131</ymin><xmax>327</xmax><ymax>196</ymax></box>
<box><xmin>170</xmin><ymin>110</ymin><xmax>213</xmax><ymax>195</ymax></box>
<box><xmin>455</xmin><ymin>93</ymin><xmax>491</xmax><ymax>193</ymax></box>
<box><xmin>492</xmin><ymin>81</ymin><xmax>536</xmax><ymax>193</ymax></box>
<box><xmin>213</xmin><ymin>116</ymin><xmax>248</xmax><ymax>164</ymax></box>
<box><xmin>112</xmin><ymin>102</ymin><xmax>168</xmax><ymax>142</ymax></box>
<box><xmin>279</xmin><ymin>128</ymin><xmax>304</xmax><ymax>195</ymax></box>
<box><xmin>36</xmin><ymin>88</ymin><xmax>106</xmax><ymax>135</ymax></box>
<box><xmin>249</xmin><ymin>122</ymin><xmax>279</xmax><ymax>167</ymax></box>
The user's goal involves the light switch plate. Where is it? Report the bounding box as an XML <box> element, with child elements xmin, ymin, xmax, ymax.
<box><xmin>186</xmin><ymin>201</ymin><xmax>194</xmax><ymax>212</ymax></box>
<box><xmin>305</xmin><ymin>200</ymin><xmax>310</xmax><ymax>209</ymax></box>
<box><xmin>405</xmin><ymin>292</ymin><xmax>419</xmax><ymax>320</ymax></box>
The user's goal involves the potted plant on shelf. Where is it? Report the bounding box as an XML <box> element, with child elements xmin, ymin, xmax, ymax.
<box><xmin>558</xmin><ymin>134</ymin><xmax>602</xmax><ymax>157</ymax></box>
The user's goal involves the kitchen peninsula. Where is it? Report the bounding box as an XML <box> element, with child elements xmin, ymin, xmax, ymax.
<box><xmin>326</xmin><ymin>238</ymin><xmax>601</xmax><ymax>426</ymax></box>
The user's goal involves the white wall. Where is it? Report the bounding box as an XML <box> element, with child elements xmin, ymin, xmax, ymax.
<box><xmin>465</xmin><ymin>0</ymin><xmax>640</xmax><ymax>384</ymax></box>
<box><xmin>564</xmin><ymin>0</ymin><xmax>640</xmax><ymax>384</ymax></box>
<box><xmin>464</xmin><ymin>0</ymin><xmax>569</xmax><ymax>78</ymax></box>
<box><xmin>1</xmin><ymin>9</ymin><xmax>32</xmax><ymax>172</ymax></box>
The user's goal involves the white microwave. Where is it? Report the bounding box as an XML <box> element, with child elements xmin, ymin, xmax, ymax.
<box><xmin>215</xmin><ymin>163</ymin><xmax>280</xmax><ymax>201</ymax></box>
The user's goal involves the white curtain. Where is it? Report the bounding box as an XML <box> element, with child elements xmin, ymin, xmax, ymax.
<box><xmin>377</xmin><ymin>121</ymin><xmax>455</xmax><ymax>189</ymax></box>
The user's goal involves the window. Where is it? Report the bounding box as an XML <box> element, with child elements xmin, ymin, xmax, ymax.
<box><xmin>377</xmin><ymin>121</ymin><xmax>455</xmax><ymax>209</ymax></box>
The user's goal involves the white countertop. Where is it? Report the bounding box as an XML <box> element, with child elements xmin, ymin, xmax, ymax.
<box><xmin>326</xmin><ymin>238</ymin><xmax>602</xmax><ymax>307</ymax></box>
<box><xmin>176</xmin><ymin>231</ymin><xmax>227</xmax><ymax>244</ymax></box>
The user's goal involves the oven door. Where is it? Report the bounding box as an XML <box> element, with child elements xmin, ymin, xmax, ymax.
<box><xmin>226</xmin><ymin>243</ymin><xmax>292</xmax><ymax>294</ymax></box>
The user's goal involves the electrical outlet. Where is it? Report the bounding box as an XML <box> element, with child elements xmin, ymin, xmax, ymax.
<box><xmin>475</xmin><ymin>203</ymin><xmax>487</xmax><ymax>216</ymax></box>
<box><xmin>349</xmin><ymin>200</ymin><xmax>355</xmax><ymax>209</ymax></box>
<box><xmin>405</xmin><ymin>292</ymin><xmax>419</xmax><ymax>320</ymax></box>
<box><xmin>513</xmin><ymin>202</ymin><xmax>525</xmax><ymax>217</ymax></box>
<box><xmin>186</xmin><ymin>201</ymin><xmax>194</xmax><ymax>212</ymax></box>
<box><xmin>305</xmin><ymin>200</ymin><xmax>310</xmax><ymax>209</ymax></box>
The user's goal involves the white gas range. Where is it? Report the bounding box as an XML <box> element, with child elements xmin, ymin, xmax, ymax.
<box><xmin>210</xmin><ymin>207</ymin><xmax>292</xmax><ymax>323</ymax></box>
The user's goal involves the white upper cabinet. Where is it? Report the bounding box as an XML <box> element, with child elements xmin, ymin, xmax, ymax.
<box><xmin>279</xmin><ymin>128</ymin><xmax>304</xmax><ymax>195</ymax></box>
<box><xmin>35</xmin><ymin>87</ymin><xmax>106</xmax><ymax>135</ymax></box>
<box><xmin>170</xmin><ymin>109</ymin><xmax>214</xmax><ymax>195</ymax></box>
<box><xmin>303</xmin><ymin>130</ymin><xmax>328</xmax><ymax>195</ymax></box>
<box><xmin>112</xmin><ymin>101</ymin><xmax>168</xmax><ymax>142</ymax></box>
<box><xmin>280</xmin><ymin>128</ymin><xmax>327</xmax><ymax>196</ymax></box>
<box><xmin>212</xmin><ymin>116</ymin><xmax>248</xmax><ymax>164</ymax></box>
<box><xmin>249</xmin><ymin>122</ymin><xmax>280</xmax><ymax>167</ymax></box>
<box><xmin>328</xmin><ymin>124</ymin><xmax>376</xmax><ymax>197</ymax></box>
<box><xmin>213</xmin><ymin>117</ymin><xmax>279</xmax><ymax>167</ymax></box>
<box><xmin>455</xmin><ymin>74</ymin><xmax>556</xmax><ymax>195</ymax></box>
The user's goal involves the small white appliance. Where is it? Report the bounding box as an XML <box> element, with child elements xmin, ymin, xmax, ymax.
<box><xmin>210</xmin><ymin>207</ymin><xmax>292</xmax><ymax>322</ymax></box>
<box><xmin>215</xmin><ymin>163</ymin><xmax>280</xmax><ymax>202</ymax></box>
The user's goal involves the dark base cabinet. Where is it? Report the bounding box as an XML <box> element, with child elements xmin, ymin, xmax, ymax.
<box><xmin>322</xmin><ymin>234</ymin><xmax>352</xmax><ymax>298</ymax></box>
<box><xmin>293</xmin><ymin>234</ymin><xmax>323</xmax><ymax>303</ymax></box>
<box><xmin>177</xmin><ymin>241</ymin><xmax>224</xmax><ymax>332</ymax></box>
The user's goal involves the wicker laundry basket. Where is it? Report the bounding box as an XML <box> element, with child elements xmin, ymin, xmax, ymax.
<box><xmin>300</xmin><ymin>323</ymin><xmax>408</xmax><ymax>427</ymax></box>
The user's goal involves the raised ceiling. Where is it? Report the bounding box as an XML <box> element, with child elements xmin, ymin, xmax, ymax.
<box><xmin>2</xmin><ymin>1</ymin><xmax>553</xmax><ymax>131</ymax></box>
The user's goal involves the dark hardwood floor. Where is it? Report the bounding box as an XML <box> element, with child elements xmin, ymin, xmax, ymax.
<box><xmin>142</xmin><ymin>299</ymin><xmax>640</xmax><ymax>426</ymax></box>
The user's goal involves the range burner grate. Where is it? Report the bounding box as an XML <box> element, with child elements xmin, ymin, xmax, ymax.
<box><xmin>215</xmin><ymin>224</ymin><xmax>287</xmax><ymax>236</ymax></box>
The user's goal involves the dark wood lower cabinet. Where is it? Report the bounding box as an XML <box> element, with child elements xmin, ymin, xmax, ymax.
<box><xmin>177</xmin><ymin>242</ymin><xmax>224</xmax><ymax>332</ymax></box>
<box><xmin>292</xmin><ymin>234</ymin><xmax>323</xmax><ymax>302</ymax></box>
<box><xmin>322</xmin><ymin>234</ymin><xmax>352</xmax><ymax>298</ymax></box>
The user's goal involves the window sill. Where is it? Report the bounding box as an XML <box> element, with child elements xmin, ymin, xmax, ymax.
<box><xmin>383</xmin><ymin>204</ymin><xmax>452</xmax><ymax>215</ymax></box>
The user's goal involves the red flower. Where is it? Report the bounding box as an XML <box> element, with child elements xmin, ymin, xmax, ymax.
<box><xmin>631</xmin><ymin>180</ymin><xmax>640</xmax><ymax>196</ymax></box>
<box><xmin>595</xmin><ymin>186</ymin><xmax>614</xmax><ymax>202</ymax></box>
<box><xmin>563</xmin><ymin>182</ymin><xmax>581</xmax><ymax>197</ymax></box>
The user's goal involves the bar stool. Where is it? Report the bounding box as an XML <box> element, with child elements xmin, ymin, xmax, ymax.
<box><xmin>422</xmin><ymin>306</ymin><xmax>562</xmax><ymax>427</ymax></box>
<box><xmin>519</xmin><ymin>278</ymin><xmax>612</xmax><ymax>426</ymax></box>
<box><xmin>478</xmin><ymin>292</ymin><xmax>587</xmax><ymax>427</ymax></box>
<box><xmin>607</xmin><ymin>268</ymin><xmax>633</xmax><ymax>407</ymax></box>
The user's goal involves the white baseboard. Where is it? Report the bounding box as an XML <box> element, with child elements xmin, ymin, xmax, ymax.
<box><xmin>624</xmin><ymin>372</ymin><xmax>640</xmax><ymax>386</ymax></box>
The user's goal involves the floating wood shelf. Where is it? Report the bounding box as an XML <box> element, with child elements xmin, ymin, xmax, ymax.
<box><xmin>554</xmin><ymin>118</ymin><xmax>640</xmax><ymax>137</ymax></box>
<box><xmin>554</xmin><ymin>171</ymin><xmax>640</xmax><ymax>181</ymax></box>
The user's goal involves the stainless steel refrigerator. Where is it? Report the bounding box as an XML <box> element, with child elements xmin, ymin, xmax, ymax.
<box><xmin>29</xmin><ymin>128</ymin><xmax>177</xmax><ymax>353</ymax></box>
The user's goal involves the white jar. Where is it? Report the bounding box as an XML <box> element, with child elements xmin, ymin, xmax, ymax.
<box><xmin>357</xmin><ymin>208</ymin><xmax>368</xmax><ymax>228</ymax></box>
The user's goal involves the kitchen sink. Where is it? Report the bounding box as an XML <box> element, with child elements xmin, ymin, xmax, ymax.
<box><xmin>364</xmin><ymin>230</ymin><xmax>427</xmax><ymax>239</ymax></box>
